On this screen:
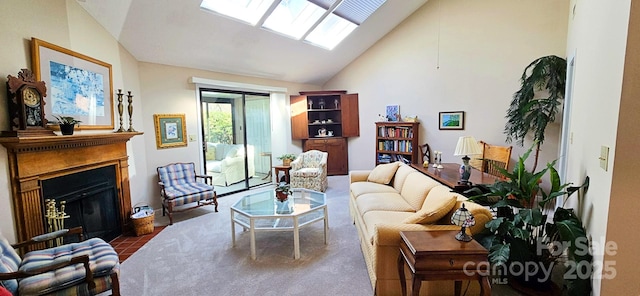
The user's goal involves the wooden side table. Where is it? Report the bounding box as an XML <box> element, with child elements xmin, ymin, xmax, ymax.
<box><xmin>273</xmin><ymin>165</ymin><xmax>291</xmax><ymax>184</ymax></box>
<box><xmin>397</xmin><ymin>230</ymin><xmax>491</xmax><ymax>296</ymax></box>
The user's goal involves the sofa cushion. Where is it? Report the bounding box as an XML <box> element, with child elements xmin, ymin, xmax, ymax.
<box><xmin>362</xmin><ymin>210</ymin><xmax>415</xmax><ymax>244</ymax></box>
<box><xmin>350</xmin><ymin>181</ymin><xmax>398</xmax><ymax>199</ymax></box>
<box><xmin>206</xmin><ymin>143</ymin><xmax>216</xmax><ymax>160</ymax></box>
<box><xmin>356</xmin><ymin>193</ymin><xmax>414</xmax><ymax>215</ymax></box>
<box><xmin>367</xmin><ymin>162</ymin><xmax>400</xmax><ymax>184</ymax></box>
<box><xmin>399</xmin><ymin>172</ymin><xmax>442</xmax><ymax>210</ymax></box>
<box><xmin>402</xmin><ymin>189</ymin><xmax>457</xmax><ymax>224</ymax></box>
<box><xmin>392</xmin><ymin>163</ymin><xmax>416</xmax><ymax>191</ymax></box>
<box><xmin>224</xmin><ymin>146</ymin><xmax>240</xmax><ymax>158</ymax></box>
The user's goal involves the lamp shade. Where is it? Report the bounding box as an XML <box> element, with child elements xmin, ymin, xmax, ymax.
<box><xmin>451</xmin><ymin>203</ymin><xmax>476</xmax><ymax>227</ymax></box>
<box><xmin>454</xmin><ymin>136</ymin><xmax>482</xmax><ymax>156</ymax></box>
<box><xmin>451</xmin><ymin>203</ymin><xmax>475</xmax><ymax>242</ymax></box>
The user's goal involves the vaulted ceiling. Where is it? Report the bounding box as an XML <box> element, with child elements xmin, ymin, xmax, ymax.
<box><xmin>77</xmin><ymin>0</ymin><xmax>428</xmax><ymax>85</ymax></box>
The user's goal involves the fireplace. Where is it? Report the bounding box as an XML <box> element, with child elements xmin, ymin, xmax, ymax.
<box><xmin>0</xmin><ymin>132</ymin><xmax>141</xmax><ymax>247</ymax></box>
<box><xmin>42</xmin><ymin>165</ymin><xmax>121</xmax><ymax>242</ymax></box>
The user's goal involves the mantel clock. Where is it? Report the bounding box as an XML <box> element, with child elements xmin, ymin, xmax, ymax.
<box><xmin>3</xmin><ymin>68</ymin><xmax>55</xmax><ymax>137</ymax></box>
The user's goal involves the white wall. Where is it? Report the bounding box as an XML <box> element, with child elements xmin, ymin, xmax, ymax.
<box><xmin>325</xmin><ymin>0</ymin><xmax>569</xmax><ymax>174</ymax></box>
<box><xmin>565</xmin><ymin>0</ymin><xmax>640</xmax><ymax>294</ymax></box>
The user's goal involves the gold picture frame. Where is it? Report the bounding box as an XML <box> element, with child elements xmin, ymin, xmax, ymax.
<box><xmin>32</xmin><ymin>37</ymin><xmax>114</xmax><ymax>130</ymax></box>
<box><xmin>154</xmin><ymin>114</ymin><xmax>187</xmax><ymax>149</ymax></box>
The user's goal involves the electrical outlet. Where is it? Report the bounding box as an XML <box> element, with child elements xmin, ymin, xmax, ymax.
<box><xmin>599</xmin><ymin>146</ymin><xmax>609</xmax><ymax>171</ymax></box>
<box><xmin>188</xmin><ymin>135</ymin><xmax>196</xmax><ymax>142</ymax></box>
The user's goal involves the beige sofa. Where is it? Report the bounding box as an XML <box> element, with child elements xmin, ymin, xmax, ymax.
<box><xmin>349</xmin><ymin>162</ymin><xmax>493</xmax><ymax>296</ymax></box>
<box><xmin>206</xmin><ymin>143</ymin><xmax>255</xmax><ymax>186</ymax></box>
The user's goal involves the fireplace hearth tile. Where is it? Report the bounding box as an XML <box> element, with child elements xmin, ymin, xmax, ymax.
<box><xmin>109</xmin><ymin>226</ymin><xmax>166</xmax><ymax>262</ymax></box>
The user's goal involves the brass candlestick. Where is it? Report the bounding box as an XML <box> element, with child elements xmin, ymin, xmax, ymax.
<box><xmin>116</xmin><ymin>89</ymin><xmax>125</xmax><ymax>132</ymax></box>
<box><xmin>126</xmin><ymin>91</ymin><xmax>136</xmax><ymax>132</ymax></box>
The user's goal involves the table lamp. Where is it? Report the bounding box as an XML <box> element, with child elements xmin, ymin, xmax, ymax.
<box><xmin>451</xmin><ymin>203</ymin><xmax>475</xmax><ymax>242</ymax></box>
<box><xmin>453</xmin><ymin>136</ymin><xmax>482</xmax><ymax>185</ymax></box>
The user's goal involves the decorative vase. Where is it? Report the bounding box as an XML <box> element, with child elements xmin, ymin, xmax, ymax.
<box><xmin>283</xmin><ymin>159</ymin><xmax>292</xmax><ymax>166</ymax></box>
<box><xmin>59</xmin><ymin>124</ymin><xmax>75</xmax><ymax>135</ymax></box>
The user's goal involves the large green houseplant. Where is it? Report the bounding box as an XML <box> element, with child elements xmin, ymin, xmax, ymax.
<box><xmin>469</xmin><ymin>145</ymin><xmax>592</xmax><ymax>295</ymax></box>
<box><xmin>504</xmin><ymin>55</ymin><xmax>567</xmax><ymax>172</ymax></box>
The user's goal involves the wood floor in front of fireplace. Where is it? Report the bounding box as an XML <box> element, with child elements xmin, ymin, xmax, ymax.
<box><xmin>109</xmin><ymin>226</ymin><xmax>167</xmax><ymax>262</ymax></box>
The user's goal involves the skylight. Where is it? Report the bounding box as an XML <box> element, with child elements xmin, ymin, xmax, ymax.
<box><xmin>200</xmin><ymin>0</ymin><xmax>275</xmax><ymax>26</ymax></box>
<box><xmin>262</xmin><ymin>0</ymin><xmax>325</xmax><ymax>40</ymax></box>
<box><xmin>200</xmin><ymin>0</ymin><xmax>386</xmax><ymax>50</ymax></box>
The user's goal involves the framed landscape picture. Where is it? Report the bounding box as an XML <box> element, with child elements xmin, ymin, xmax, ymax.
<box><xmin>439</xmin><ymin>111</ymin><xmax>465</xmax><ymax>130</ymax></box>
<box><xmin>154</xmin><ymin>114</ymin><xmax>187</xmax><ymax>148</ymax></box>
<box><xmin>32</xmin><ymin>37</ymin><xmax>114</xmax><ymax>130</ymax></box>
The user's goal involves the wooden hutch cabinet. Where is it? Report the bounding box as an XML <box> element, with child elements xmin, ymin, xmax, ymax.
<box><xmin>290</xmin><ymin>91</ymin><xmax>359</xmax><ymax>175</ymax></box>
<box><xmin>375</xmin><ymin>121</ymin><xmax>420</xmax><ymax>165</ymax></box>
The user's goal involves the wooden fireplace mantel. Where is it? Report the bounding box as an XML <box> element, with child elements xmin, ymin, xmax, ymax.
<box><xmin>0</xmin><ymin>132</ymin><xmax>142</xmax><ymax>245</ymax></box>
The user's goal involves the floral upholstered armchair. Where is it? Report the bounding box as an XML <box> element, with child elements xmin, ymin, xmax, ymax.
<box><xmin>290</xmin><ymin>150</ymin><xmax>328</xmax><ymax>192</ymax></box>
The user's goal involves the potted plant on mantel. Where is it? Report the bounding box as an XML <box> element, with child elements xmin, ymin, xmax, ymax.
<box><xmin>468</xmin><ymin>144</ymin><xmax>592</xmax><ymax>295</ymax></box>
<box><xmin>52</xmin><ymin>115</ymin><xmax>81</xmax><ymax>135</ymax></box>
<box><xmin>504</xmin><ymin>55</ymin><xmax>567</xmax><ymax>172</ymax></box>
<box><xmin>277</xmin><ymin>153</ymin><xmax>297</xmax><ymax>166</ymax></box>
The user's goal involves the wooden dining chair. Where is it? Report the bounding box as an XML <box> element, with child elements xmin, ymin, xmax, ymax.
<box><xmin>482</xmin><ymin>142</ymin><xmax>512</xmax><ymax>177</ymax></box>
<box><xmin>419</xmin><ymin>143</ymin><xmax>431</xmax><ymax>164</ymax></box>
<box><xmin>470</xmin><ymin>141</ymin><xmax>512</xmax><ymax>178</ymax></box>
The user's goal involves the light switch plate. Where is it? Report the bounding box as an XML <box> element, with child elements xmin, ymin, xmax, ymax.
<box><xmin>600</xmin><ymin>146</ymin><xmax>609</xmax><ymax>171</ymax></box>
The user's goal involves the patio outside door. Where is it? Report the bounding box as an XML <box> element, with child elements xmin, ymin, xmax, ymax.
<box><xmin>200</xmin><ymin>89</ymin><xmax>271</xmax><ymax>196</ymax></box>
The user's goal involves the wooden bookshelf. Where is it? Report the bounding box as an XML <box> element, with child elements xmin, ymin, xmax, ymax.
<box><xmin>375</xmin><ymin>122</ymin><xmax>419</xmax><ymax>165</ymax></box>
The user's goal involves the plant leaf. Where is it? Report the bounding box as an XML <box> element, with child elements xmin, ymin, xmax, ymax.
<box><xmin>488</xmin><ymin>243</ymin><xmax>510</xmax><ymax>266</ymax></box>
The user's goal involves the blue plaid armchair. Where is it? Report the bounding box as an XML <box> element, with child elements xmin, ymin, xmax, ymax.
<box><xmin>0</xmin><ymin>227</ymin><xmax>120</xmax><ymax>296</ymax></box>
<box><xmin>157</xmin><ymin>162</ymin><xmax>219</xmax><ymax>225</ymax></box>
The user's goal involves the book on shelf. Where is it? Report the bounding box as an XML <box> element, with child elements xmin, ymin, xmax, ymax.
<box><xmin>397</xmin><ymin>155</ymin><xmax>411</xmax><ymax>164</ymax></box>
<box><xmin>378</xmin><ymin>154</ymin><xmax>392</xmax><ymax>163</ymax></box>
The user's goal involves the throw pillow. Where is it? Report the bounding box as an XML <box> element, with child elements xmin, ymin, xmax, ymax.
<box><xmin>224</xmin><ymin>146</ymin><xmax>240</xmax><ymax>159</ymax></box>
<box><xmin>402</xmin><ymin>193</ymin><xmax>457</xmax><ymax>224</ymax></box>
<box><xmin>367</xmin><ymin>162</ymin><xmax>400</xmax><ymax>184</ymax></box>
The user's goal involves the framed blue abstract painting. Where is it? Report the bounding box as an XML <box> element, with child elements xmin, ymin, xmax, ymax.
<box><xmin>32</xmin><ymin>38</ymin><xmax>114</xmax><ymax>130</ymax></box>
<box><xmin>385</xmin><ymin>105</ymin><xmax>400</xmax><ymax>122</ymax></box>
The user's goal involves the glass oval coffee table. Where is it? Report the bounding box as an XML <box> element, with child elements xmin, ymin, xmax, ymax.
<box><xmin>230</xmin><ymin>188</ymin><xmax>328</xmax><ymax>259</ymax></box>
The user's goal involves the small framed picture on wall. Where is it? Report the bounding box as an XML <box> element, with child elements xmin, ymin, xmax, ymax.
<box><xmin>386</xmin><ymin>105</ymin><xmax>400</xmax><ymax>122</ymax></box>
<box><xmin>439</xmin><ymin>111</ymin><xmax>465</xmax><ymax>130</ymax></box>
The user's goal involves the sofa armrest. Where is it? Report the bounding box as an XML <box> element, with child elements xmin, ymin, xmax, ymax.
<box><xmin>290</xmin><ymin>158</ymin><xmax>302</xmax><ymax>171</ymax></box>
<box><xmin>195</xmin><ymin>174</ymin><xmax>213</xmax><ymax>185</ymax></box>
<box><xmin>349</xmin><ymin>170</ymin><xmax>371</xmax><ymax>184</ymax></box>
<box><xmin>220</xmin><ymin>155</ymin><xmax>243</xmax><ymax>169</ymax></box>
<box><xmin>373</xmin><ymin>223</ymin><xmax>460</xmax><ymax>247</ymax></box>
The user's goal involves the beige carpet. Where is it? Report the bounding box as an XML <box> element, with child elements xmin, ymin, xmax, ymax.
<box><xmin>120</xmin><ymin>175</ymin><xmax>374</xmax><ymax>295</ymax></box>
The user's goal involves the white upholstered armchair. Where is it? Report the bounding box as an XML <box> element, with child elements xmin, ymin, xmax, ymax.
<box><xmin>289</xmin><ymin>150</ymin><xmax>328</xmax><ymax>192</ymax></box>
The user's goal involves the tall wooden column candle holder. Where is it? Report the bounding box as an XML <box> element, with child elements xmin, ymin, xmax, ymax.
<box><xmin>115</xmin><ymin>89</ymin><xmax>126</xmax><ymax>132</ymax></box>
<box><xmin>126</xmin><ymin>91</ymin><xmax>136</xmax><ymax>132</ymax></box>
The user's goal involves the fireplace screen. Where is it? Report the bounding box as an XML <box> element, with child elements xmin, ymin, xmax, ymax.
<box><xmin>41</xmin><ymin>166</ymin><xmax>121</xmax><ymax>242</ymax></box>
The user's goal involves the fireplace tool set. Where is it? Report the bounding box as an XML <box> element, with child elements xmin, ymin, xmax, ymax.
<box><xmin>45</xmin><ymin>199</ymin><xmax>70</xmax><ymax>247</ymax></box>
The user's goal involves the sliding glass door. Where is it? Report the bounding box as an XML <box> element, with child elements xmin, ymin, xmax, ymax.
<box><xmin>200</xmin><ymin>89</ymin><xmax>271</xmax><ymax>196</ymax></box>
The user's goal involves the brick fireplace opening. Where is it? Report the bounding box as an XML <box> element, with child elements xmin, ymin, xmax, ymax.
<box><xmin>0</xmin><ymin>132</ymin><xmax>141</xmax><ymax>247</ymax></box>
